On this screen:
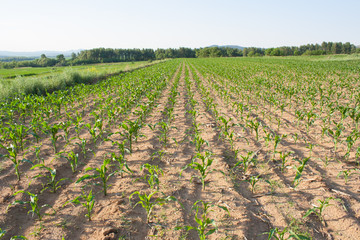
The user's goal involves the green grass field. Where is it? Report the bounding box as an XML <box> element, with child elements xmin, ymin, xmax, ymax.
<box><xmin>0</xmin><ymin>60</ymin><xmax>163</xmax><ymax>99</ymax></box>
<box><xmin>0</xmin><ymin>61</ymin><xmax>152</xmax><ymax>79</ymax></box>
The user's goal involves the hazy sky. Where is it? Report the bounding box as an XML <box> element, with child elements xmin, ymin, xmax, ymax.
<box><xmin>1</xmin><ymin>0</ymin><xmax>359</xmax><ymax>51</ymax></box>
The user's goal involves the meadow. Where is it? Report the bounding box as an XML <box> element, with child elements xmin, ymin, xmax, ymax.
<box><xmin>0</xmin><ymin>56</ymin><xmax>359</xmax><ymax>239</ymax></box>
<box><xmin>0</xmin><ymin>61</ymin><xmax>161</xmax><ymax>100</ymax></box>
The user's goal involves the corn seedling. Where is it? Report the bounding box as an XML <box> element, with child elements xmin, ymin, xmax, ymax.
<box><xmin>65</xmin><ymin>189</ymin><xmax>95</xmax><ymax>221</ymax></box>
<box><xmin>232</xmin><ymin>151</ymin><xmax>255</xmax><ymax>173</ymax></box>
<box><xmin>33</xmin><ymin>144</ymin><xmax>43</xmax><ymax>164</ymax></box>
<box><xmin>151</xmin><ymin>149</ymin><xmax>167</xmax><ymax>162</ymax></box>
<box><xmin>303</xmin><ymin>197</ymin><xmax>339</xmax><ymax>223</ymax></box>
<box><xmin>0</xmin><ymin>228</ymin><xmax>5</xmax><ymax>239</ymax></box>
<box><xmin>263</xmin><ymin>130</ymin><xmax>273</xmax><ymax>147</ymax></box>
<box><xmin>181</xmin><ymin>151</ymin><xmax>214</xmax><ymax>190</ymax></box>
<box><xmin>305</xmin><ymin>143</ymin><xmax>316</xmax><ymax>158</ymax></box>
<box><xmin>13</xmin><ymin>124</ymin><xmax>29</xmax><ymax>152</ymax></box>
<box><xmin>0</xmin><ymin>144</ymin><xmax>31</xmax><ymax>181</ymax></box>
<box><xmin>337</xmin><ymin>169</ymin><xmax>358</xmax><ymax>184</ymax></box>
<box><xmin>8</xmin><ymin>191</ymin><xmax>55</xmax><ymax>221</ymax></box>
<box><xmin>218</xmin><ymin>116</ymin><xmax>233</xmax><ymax>135</ymax></box>
<box><xmin>327</xmin><ymin>121</ymin><xmax>344</xmax><ymax>154</ymax></box>
<box><xmin>247</xmin><ymin>175</ymin><xmax>261</xmax><ymax>193</ymax></box>
<box><xmin>279</xmin><ymin>151</ymin><xmax>293</xmax><ymax>172</ymax></box>
<box><xmin>129</xmin><ymin>191</ymin><xmax>177</xmax><ymax>223</ymax></box>
<box><xmin>304</xmin><ymin>110</ymin><xmax>317</xmax><ymax>133</ymax></box>
<box><xmin>110</xmin><ymin>152</ymin><xmax>132</xmax><ymax>177</ymax></box>
<box><xmin>356</xmin><ymin>147</ymin><xmax>360</xmax><ymax>165</ymax></box>
<box><xmin>31</xmin><ymin>164</ymin><xmax>68</xmax><ymax>193</ymax></box>
<box><xmin>120</xmin><ymin>119</ymin><xmax>143</xmax><ymax>153</ymax></box>
<box><xmin>247</xmin><ymin>119</ymin><xmax>261</xmax><ymax>142</ymax></box>
<box><xmin>61</xmin><ymin>150</ymin><xmax>79</xmax><ymax>173</ymax></box>
<box><xmin>292</xmin><ymin>157</ymin><xmax>310</xmax><ymax>188</ymax></box>
<box><xmin>43</xmin><ymin>123</ymin><xmax>62</xmax><ymax>153</ymax></box>
<box><xmin>344</xmin><ymin>132</ymin><xmax>359</xmax><ymax>160</ymax></box>
<box><xmin>190</xmin><ymin>134</ymin><xmax>209</xmax><ymax>153</ymax></box>
<box><xmin>141</xmin><ymin>163</ymin><xmax>163</xmax><ymax>190</ymax></box>
<box><xmin>75</xmin><ymin>138</ymin><xmax>88</xmax><ymax>158</ymax></box>
<box><xmin>76</xmin><ymin>158</ymin><xmax>115</xmax><ymax>196</ymax></box>
<box><xmin>85</xmin><ymin>123</ymin><xmax>100</xmax><ymax>144</ymax></box>
<box><xmin>157</xmin><ymin>121</ymin><xmax>176</xmax><ymax>148</ymax></box>
<box><xmin>175</xmin><ymin>200</ymin><xmax>229</xmax><ymax>240</ymax></box>
<box><xmin>272</xmin><ymin>134</ymin><xmax>287</xmax><ymax>161</ymax></box>
<box><xmin>60</xmin><ymin>121</ymin><xmax>72</xmax><ymax>144</ymax></box>
<box><xmin>266</xmin><ymin>224</ymin><xmax>310</xmax><ymax>240</ymax></box>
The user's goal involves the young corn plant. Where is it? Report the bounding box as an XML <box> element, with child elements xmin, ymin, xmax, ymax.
<box><xmin>305</xmin><ymin>142</ymin><xmax>316</xmax><ymax>158</ymax></box>
<box><xmin>218</xmin><ymin>116</ymin><xmax>234</xmax><ymax>137</ymax></box>
<box><xmin>0</xmin><ymin>144</ymin><xmax>30</xmax><ymax>181</ymax></box>
<box><xmin>140</xmin><ymin>163</ymin><xmax>163</xmax><ymax>190</ymax></box>
<box><xmin>266</xmin><ymin>224</ymin><xmax>310</xmax><ymax>240</ymax></box>
<box><xmin>4</xmin><ymin>127</ymin><xmax>20</xmax><ymax>152</ymax></box>
<box><xmin>157</xmin><ymin>121</ymin><xmax>176</xmax><ymax>148</ymax></box>
<box><xmin>247</xmin><ymin>119</ymin><xmax>261</xmax><ymax>142</ymax></box>
<box><xmin>303</xmin><ymin>197</ymin><xmax>339</xmax><ymax>223</ymax></box>
<box><xmin>232</xmin><ymin>151</ymin><xmax>255</xmax><ymax>173</ymax></box>
<box><xmin>60</xmin><ymin>121</ymin><xmax>72</xmax><ymax>144</ymax></box>
<box><xmin>337</xmin><ymin>169</ymin><xmax>358</xmax><ymax>184</ymax></box>
<box><xmin>8</xmin><ymin>191</ymin><xmax>55</xmax><ymax>221</ymax></box>
<box><xmin>43</xmin><ymin>123</ymin><xmax>62</xmax><ymax>153</ymax></box>
<box><xmin>31</xmin><ymin>164</ymin><xmax>68</xmax><ymax>193</ymax></box>
<box><xmin>61</xmin><ymin>150</ymin><xmax>79</xmax><ymax>173</ymax></box>
<box><xmin>327</xmin><ymin>121</ymin><xmax>344</xmax><ymax>154</ymax></box>
<box><xmin>272</xmin><ymin>134</ymin><xmax>287</xmax><ymax>161</ymax></box>
<box><xmin>30</xmin><ymin>116</ymin><xmax>42</xmax><ymax>143</ymax></box>
<box><xmin>344</xmin><ymin>131</ymin><xmax>359</xmax><ymax>160</ymax></box>
<box><xmin>76</xmin><ymin>158</ymin><xmax>115</xmax><ymax>196</ymax></box>
<box><xmin>263</xmin><ymin>130</ymin><xmax>273</xmax><ymax>147</ymax></box>
<box><xmin>33</xmin><ymin>144</ymin><xmax>43</xmax><ymax>164</ymax></box>
<box><xmin>304</xmin><ymin>110</ymin><xmax>317</xmax><ymax>133</ymax></box>
<box><xmin>295</xmin><ymin>110</ymin><xmax>305</xmax><ymax>127</ymax></box>
<box><xmin>151</xmin><ymin>149</ymin><xmax>167</xmax><ymax>162</ymax></box>
<box><xmin>110</xmin><ymin>152</ymin><xmax>132</xmax><ymax>178</ymax></box>
<box><xmin>13</xmin><ymin>124</ymin><xmax>29</xmax><ymax>152</ymax></box>
<box><xmin>129</xmin><ymin>191</ymin><xmax>177</xmax><ymax>223</ymax></box>
<box><xmin>181</xmin><ymin>151</ymin><xmax>214</xmax><ymax>190</ymax></box>
<box><xmin>73</xmin><ymin>114</ymin><xmax>83</xmax><ymax>138</ymax></box>
<box><xmin>246</xmin><ymin>175</ymin><xmax>261</xmax><ymax>193</ymax></box>
<box><xmin>65</xmin><ymin>189</ymin><xmax>95</xmax><ymax>221</ymax></box>
<box><xmin>75</xmin><ymin>138</ymin><xmax>89</xmax><ymax>158</ymax></box>
<box><xmin>176</xmin><ymin>200</ymin><xmax>229</xmax><ymax>240</ymax></box>
<box><xmin>120</xmin><ymin>119</ymin><xmax>143</xmax><ymax>153</ymax></box>
<box><xmin>85</xmin><ymin>123</ymin><xmax>100</xmax><ymax>144</ymax></box>
<box><xmin>279</xmin><ymin>151</ymin><xmax>293</xmax><ymax>172</ymax></box>
<box><xmin>0</xmin><ymin>228</ymin><xmax>5</xmax><ymax>239</ymax></box>
<box><xmin>113</xmin><ymin>139</ymin><xmax>130</xmax><ymax>158</ymax></box>
<box><xmin>356</xmin><ymin>147</ymin><xmax>360</xmax><ymax>165</ymax></box>
<box><xmin>191</xmin><ymin>134</ymin><xmax>209</xmax><ymax>153</ymax></box>
<box><xmin>292</xmin><ymin>157</ymin><xmax>310</xmax><ymax>188</ymax></box>
<box><xmin>223</xmin><ymin>129</ymin><xmax>237</xmax><ymax>150</ymax></box>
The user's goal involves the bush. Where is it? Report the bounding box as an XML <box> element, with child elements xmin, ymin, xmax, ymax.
<box><xmin>0</xmin><ymin>68</ymin><xmax>97</xmax><ymax>100</ymax></box>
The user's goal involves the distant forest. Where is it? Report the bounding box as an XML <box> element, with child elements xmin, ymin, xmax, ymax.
<box><xmin>0</xmin><ymin>42</ymin><xmax>359</xmax><ymax>69</ymax></box>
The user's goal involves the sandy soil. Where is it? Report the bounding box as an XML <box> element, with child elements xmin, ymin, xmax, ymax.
<box><xmin>0</xmin><ymin>60</ymin><xmax>359</xmax><ymax>240</ymax></box>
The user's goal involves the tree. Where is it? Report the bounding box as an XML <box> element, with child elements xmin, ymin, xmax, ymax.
<box><xmin>332</xmin><ymin>42</ymin><xmax>342</xmax><ymax>54</ymax></box>
<box><xmin>56</xmin><ymin>54</ymin><xmax>66</xmax><ymax>66</ymax></box>
<box><xmin>71</xmin><ymin>52</ymin><xmax>77</xmax><ymax>60</ymax></box>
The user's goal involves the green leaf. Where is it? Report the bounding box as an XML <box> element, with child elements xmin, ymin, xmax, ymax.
<box><xmin>76</xmin><ymin>174</ymin><xmax>98</xmax><ymax>183</ymax></box>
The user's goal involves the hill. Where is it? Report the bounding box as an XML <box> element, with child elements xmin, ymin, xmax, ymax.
<box><xmin>0</xmin><ymin>50</ymin><xmax>82</xmax><ymax>58</ymax></box>
<box><xmin>207</xmin><ymin>45</ymin><xmax>245</xmax><ymax>50</ymax></box>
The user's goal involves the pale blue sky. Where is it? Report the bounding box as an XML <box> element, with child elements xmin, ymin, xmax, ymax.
<box><xmin>1</xmin><ymin>0</ymin><xmax>359</xmax><ymax>51</ymax></box>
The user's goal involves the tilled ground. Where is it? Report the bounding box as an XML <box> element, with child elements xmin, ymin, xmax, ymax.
<box><xmin>0</xmin><ymin>59</ymin><xmax>359</xmax><ymax>240</ymax></box>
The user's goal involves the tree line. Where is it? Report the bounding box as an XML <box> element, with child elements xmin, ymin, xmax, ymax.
<box><xmin>0</xmin><ymin>42</ymin><xmax>359</xmax><ymax>69</ymax></box>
